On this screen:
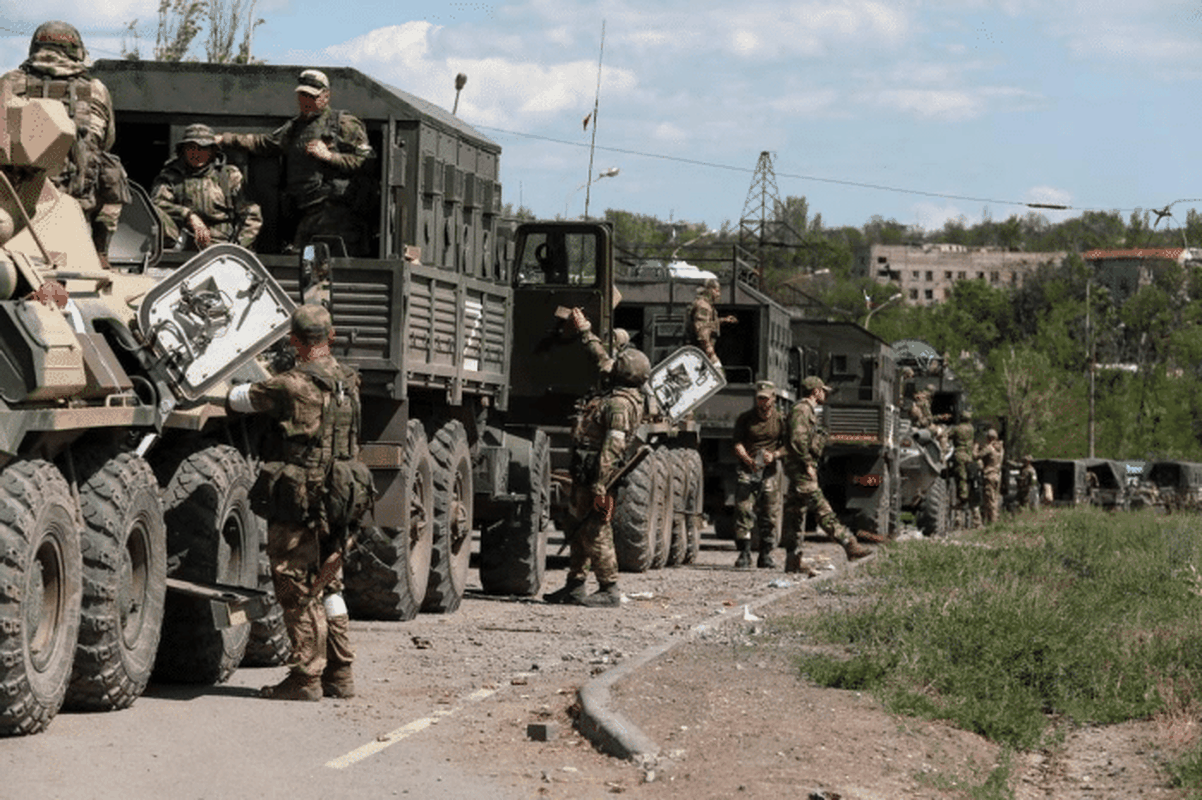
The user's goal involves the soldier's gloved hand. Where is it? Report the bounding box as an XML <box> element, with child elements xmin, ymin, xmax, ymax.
<box><xmin>306</xmin><ymin>139</ymin><xmax>333</xmax><ymax>162</ymax></box>
<box><xmin>567</xmin><ymin>307</ymin><xmax>591</xmax><ymax>334</ymax></box>
<box><xmin>593</xmin><ymin>494</ymin><xmax>614</xmax><ymax>523</ymax></box>
<box><xmin>189</xmin><ymin>213</ymin><xmax>212</xmax><ymax>248</ymax></box>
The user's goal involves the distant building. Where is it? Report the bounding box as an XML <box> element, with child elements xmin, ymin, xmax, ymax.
<box><xmin>855</xmin><ymin>244</ymin><xmax>1066</xmax><ymax>306</ymax></box>
<box><xmin>1082</xmin><ymin>248</ymin><xmax>1202</xmax><ymax>305</ymax></box>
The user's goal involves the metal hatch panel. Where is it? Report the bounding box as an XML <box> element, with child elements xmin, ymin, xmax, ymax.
<box><xmin>137</xmin><ymin>244</ymin><xmax>295</xmax><ymax>401</ymax></box>
<box><xmin>648</xmin><ymin>345</ymin><xmax>727</xmax><ymax>423</ymax></box>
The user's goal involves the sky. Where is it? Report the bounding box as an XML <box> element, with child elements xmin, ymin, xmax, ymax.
<box><xmin>4</xmin><ymin>1</ymin><xmax>1202</xmax><ymax>236</ymax></box>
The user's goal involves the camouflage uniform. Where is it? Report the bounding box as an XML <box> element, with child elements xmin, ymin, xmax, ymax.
<box><xmin>909</xmin><ymin>390</ymin><xmax>933</xmax><ymax>430</ymax></box>
<box><xmin>950</xmin><ymin>415</ymin><xmax>975</xmax><ymax>506</ymax></box>
<box><xmin>975</xmin><ymin>431</ymin><xmax>1004</xmax><ymax>523</ymax></box>
<box><xmin>780</xmin><ymin>380</ymin><xmax>863</xmax><ymax>567</ymax></box>
<box><xmin>688</xmin><ymin>279</ymin><xmax>728</xmax><ymax>366</ymax></box>
<box><xmin>229</xmin><ymin>306</ymin><xmax>361</xmax><ymax>699</ymax></box>
<box><xmin>731</xmin><ymin>382</ymin><xmax>785</xmax><ymax>567</ymax></box>
<box><xmin>1017</xmin><ymin>458</ymin><xmax>1039</xmax><ymax>509</ymax></box>
<box><xmin>151</xmin><ymin>125</ymin><xmax>262</xmax><ymax>250</ymax></box>
<box><xmin>222</xmin><ymin>70</ymin><xmax>374</xmax><ymax>255</ymax></box>
<box><xmin>0</xmin><ymin>23</ymin><xmax>129</xmax><ymax>258</ymax></box>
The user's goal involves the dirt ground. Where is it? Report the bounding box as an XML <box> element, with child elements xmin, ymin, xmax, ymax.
<box><xmin>371</xmin><ymin>536</ymin><xmax>1201</xmax><ymax>800</ymax></box>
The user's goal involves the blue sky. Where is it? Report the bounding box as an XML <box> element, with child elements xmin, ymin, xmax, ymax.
<box><xmin>4</xmin><ymin>1</ymin><xmax>1202</xmax><ymax>237</ymax></box>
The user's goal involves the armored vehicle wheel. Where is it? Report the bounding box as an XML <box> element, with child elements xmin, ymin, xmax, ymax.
<box><xmin>345</xmin><ymin>420</ymin><xmax>434</xmax><ymax>620</ymax></box>
<box><xmin>918</xmin><ymin>477</ymin><xmax>951</xmax><ymax>538</ymax></box>
<box><xmin>480</xmin><ymin>429</ymin><xmax>549</xmax><ymax>596</ymax></box>
<box><xmin>681</xmin><ymin>448</ymin><xmax>704</xmax><ymax>564</ymax></box>
<box><xmin>0</xmin><ymin>460</ymin><xmax>81</xmax><ymax>736</ymax></box>
<box><xmin>650</xmin><ymin>449</ymin><xmax>675</xmax><ymax>569</ymax></box>
<box><xmin>614</xmin><ymin>448</ymin><xmax>666</xmax><ymax>572</ymax></box>
<box><xmin>423</xmin><ymin>419</ymin><xmax>474</xmax><ymax>613</ymax></box>
<box><xmin>241</xmin><ymin>543</ymin><xmax>290</xmax><ymax>668</ymax></box>
<box><xmin>666</xmin><ymin>449</ymin><xmax>689</xmax><ymax>566</ymax></box>
<box><xmin>65</xmin><ymin>450</ymin><xmax>166</xmax><ymax>711</ymax></box>
<box><xmin>152</xmin><ymin>443</ymin><xmax>260</xmax><ymax>684</ymax></box>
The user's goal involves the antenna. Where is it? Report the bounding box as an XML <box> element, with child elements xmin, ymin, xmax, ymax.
<box><xmin>583</xmin><ymin>20</ymin><xmax>605</xmax><ymax>220</ymax></box>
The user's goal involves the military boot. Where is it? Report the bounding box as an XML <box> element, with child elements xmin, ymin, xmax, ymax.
<box><xmin>544</xmin><ymin>578</ymin><xmax>587</xmax><ymax>605</ymax></box>
<box><xmin>322</xmin><ymin>664</ymin><xmax>355</xmax><ymax>699</ymax></box>
<box><xmin>733</xmin><ymin>539</ymin><xmax>753</xmax><ymax>570</ymax></box>
<box><xmin>260</xmin><ymin>672</ymin><xmax>322</xmax><ymax>701</ymax></box>
<box><xmin>757</xmin><ymin>542</ymin><xmax>777</xmax><ymax>569</ymax></box>
<box><xmin>843</xmin><ymin>538</ymin><xmax>873</xmax><ymax>561</ymax></box>
<box><xmin>784</xmin><ymin>550</ymin><xmax>817</xmax><ymax>578</ymax></box>
<box><xmin>581</xmin><ymin>583</ymin><xmax>622</xmax><ymax>607</ymax></box>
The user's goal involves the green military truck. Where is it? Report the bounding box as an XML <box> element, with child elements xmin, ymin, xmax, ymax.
<box><xmin>90</xmin><ymin>60</ymin><xmax>697</xmax><ymax>619</ymax></box>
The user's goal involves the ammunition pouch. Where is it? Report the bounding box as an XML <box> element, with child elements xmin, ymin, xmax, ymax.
<box><xmin>324</xmin><ymin>458</ymin><xmax>375</xmax><ymax>533</ymax></box>
<box><xmin>571</xmin><ymin>449</ymin><xmax>600</xmax><ymax>487</ymax></box>
<box><xmin>250</xmin><ymin>461</ymin><xmax>317</xmax><ymax>523</ymax></box>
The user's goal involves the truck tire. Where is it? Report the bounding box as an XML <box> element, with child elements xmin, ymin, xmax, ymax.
<box><xmin>345</xmin><ymin>420</ymin><xmax>434</xmax><ymax>620</ymax></box>
<box><xmin>152</xmin><ymin>443</ymin><xmax>260</xmax><ymax>684</ymax></box>
<box><xmin>240</xmin><ymin>544</ymin><xmax>290</xmax><ymax>668</ymax></box>
<box><xmin>65</xmin><ymin>450</ymin><xmax>166</xmax><ymax>711</ymax></box>
<box><xmin>0</xmin><ymin>460</ymin><xmax>81</xmax><ymax>736</ymax></box>
<box><xmin>613</xmin><ymin>449</ymin><xmax>665</xmax><ymax>572</ymax></box>
<box><xmin>480</xmin><ymin>429</ymin><xmax>549</xmax><ymax>596</ymax></box>
<box><xmin>681</xmin><ymin>448</ymin><xmax>704</xmax><ymax>564</ymax></box>
<box><xmin>423</xmin><ymin>419</ymin><xmax>474</xmax><ymax>613</ymax></box>
<box><xmin>918</xmin><ymin>477</ymin><xmax>951</xmax><ymax>538</ymax></box>
<box><xmin>666</xmin><ymin>449</ymin><xmax>689</xmax><ymax>566</ymax></box>
<box><xmin>650</xmin><ymin>449</ymin><xmax>675</xmax><ymax>569</ymax></box>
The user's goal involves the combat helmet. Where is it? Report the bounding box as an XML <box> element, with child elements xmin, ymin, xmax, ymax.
<box><xmin>612</xmin><ymin>347</ymin><xmax>650</xmax><ymax>387</ymax></box>
<box><xmin>30</xmin><ymin>21</ymin><xmax>86</xmax><ymax>62</ymax></box>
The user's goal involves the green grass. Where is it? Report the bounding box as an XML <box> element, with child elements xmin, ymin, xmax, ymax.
<box><xmin>786</xmin><ymin>507</ymin><xmax>1202</xmax><ymax>790</ymax></box>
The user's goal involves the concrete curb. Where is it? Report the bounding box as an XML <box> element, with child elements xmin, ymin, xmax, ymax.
<box><xmin>576</xmin><ymin>567</ymin><xmax>840</xmax><ymax>762</ymax></box>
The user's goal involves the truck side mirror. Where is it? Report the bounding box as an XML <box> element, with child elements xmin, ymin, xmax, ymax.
<box><xmin>301</xmin><ymin>242</ymin><xmax>332</xmax><ymax>310</ymax></box>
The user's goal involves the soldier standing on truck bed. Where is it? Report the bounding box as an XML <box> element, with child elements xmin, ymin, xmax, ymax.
<box><xmin>218</xmin><ymin>69</ymin><xmax>374</xmax><ymax>256</ymax></box>
<box><xmin>151</xmin><ymin>123</ymin><xmax>262</xmax><ymax>251</ymax></box>
<box><xmin>731</xmin><ymin>381</ymin><xmax>786</xmax><ymax>570</ymax></box>
<box><xmin>779</xmin><ymin>376</ymin><xmax>873</xmax><ymax>576</ymax></box>
<box><xmin>228</xmin><ymin>305</ymin><xmax>373</xmax><ymax>700</ymax></box>
<box><xmin>545</xmin><ymin>309</ymin><xmax>651</xmax><ymax>607</ymax></box>
<box><xmin>688</xmin><ymin>278</ymin><xmax>737</xmax><ymax>368</ymax></box>
<box><xmin>0</xmin><ymin>21</ymin><xmax>129</xmax><ymax>264</ymax></box>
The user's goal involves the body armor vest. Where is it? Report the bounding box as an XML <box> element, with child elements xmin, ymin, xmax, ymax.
<box><xmin>284</xmin><ymin>109</ymin><xmax>350</xmax><ymax>210</ymax></box>
<box><xmin>281</xmin><ymin>361</ymin><xmax>360</xmax><ymax>470</ymax></box>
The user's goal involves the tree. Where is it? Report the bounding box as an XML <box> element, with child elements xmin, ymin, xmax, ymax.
<box><xmin>122</xmin><ymin>0</ymin><xmax>265</xmax><ymax>63</ymax></box>
<box><xmin>206</xmin><ymin>0</ymin><xmax>264</xmax><ymax>63</ymax></box>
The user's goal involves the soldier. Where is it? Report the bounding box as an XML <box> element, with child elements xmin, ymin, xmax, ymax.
<box><xmin>779</xmin><ymin>376</ymin><xmax>873</xmax><ymax>575</ymax></box>
<box><xmin>544</xmin><ymin>343</ymin><xmax>650</xmax><ymax>608</ymax></box>
<box><xmin>688</xmin><ymin>277</ymin><xmax>737</xmax><ymax>368</ymax></box>
<box><xmin>151</xmin><ymin>123</ymin><xmax>262</xmax><ymax>251</ymax></box>
<box><xmin>731</xmin><ymin>381</ymin><xmax>786</xmax><ymax>569</ymax></box>
<box><xmin>975</xmin><ymin>428</ymin><xmax>1004</xmax><ymax>523</ymax></box>
<box><xmin>1017</xmin><ymin>454</ymin><xmax>1039</xmax><ymax>510</ymax></box>
<box><xmin>227</xmin><ymin>305</ymin><xmax>371</xmax><ymax>700</ymax></box>
<box><xmin>909</xmin><ymin>384</ymin><xmax>934</xmax><ymax>431</ymax></box>
<box><xmin>950</xmin><ymin>409</ymin><xmax>976</xmax><ymax>515</ymax></box>
<box><xmin>1</xmin><ymin>21</ymin><xmax>129</xmax><ymax>262</ymax></box>
<box><xmin>218</xmin><ymin>69</ymin><xmax>375</xmax><ymax>255</ymax></box>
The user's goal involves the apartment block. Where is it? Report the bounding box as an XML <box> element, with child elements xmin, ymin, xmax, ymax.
<box><xmin>854</xmin><ymin>244</ymin><xmax>1066</xmax><ymax>306</ymax></box>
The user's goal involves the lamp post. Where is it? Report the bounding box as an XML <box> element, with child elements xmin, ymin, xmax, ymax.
<box><xmin>452</xmin><ymin>73</ymin><xmax>467</xmax><ymax>115</ymax></box>
<box><xmin>863</xmin><ymin>293</ymin><xmax>902</xmax><ymax>330</ymax></box>
<box><xmin>565</xmin><ymin>167</ymin><xmax>619</xmax><ymax>219</ymax></box>
<box><xmin>670</xmin><ymin>228</ymin><xmax>718</xmax><ymax>261</ymax></box>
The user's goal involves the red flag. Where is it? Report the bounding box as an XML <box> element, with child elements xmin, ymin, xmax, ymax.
<box><xmin>582</xmin><ymin>113</ymin><xmax>591</xmax><ymax>130</ymax></box>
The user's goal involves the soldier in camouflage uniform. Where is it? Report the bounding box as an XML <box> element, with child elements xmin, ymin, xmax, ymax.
<box><xmin>688</xmin><ymin>277</ymin><xmax>737</xmax><ymax>368</ymax></box>
<box><xmin>544</xmin><ymin>330</ymin><xmax>650</xmax><ymax>607</ymax></box>
<box><xmin>219</xmin><ymin>69</ymin><xmax>375</xmax><ymax>256</ymax></box>
<box><xmin>228</xmin><ymin>305</ymin><xmax>363</xmax><ymax>700</ymax></box>
<box><xmin>975</xmin><ymin>428</ymin><xmax>1004</xmax><ymax>524</ymax></box>
<box><xmin>0</xmin><ymin>21</ymin><xmax>129</xmax><ymax>262</ymax></box>
<box><xmin>950</xmin><ymin>409</ymin><xmax>976</xmax><ymax>512</ymax></box>
<box><xmin>1017</xmin><ymin>454</ymin><xmax>1039</xmax><ymax>510</ymax></box>
<box><xmin>151</xmin><ymin>123</ymin><xmax>262</xmax><ymax>251</ymax></box>
<box><xmin>909</xmin><ymin>385</ymin><xmax>934</xmax><ymax>430</ymax></box>
<box><xmin>779</xmin><ymin>376</ymin><xmax>873</xmax><ymax>576</ymax></box>
<box><xmin>731</xmin><ymin>381</ymin><xmax>786</xmax><ymax>569</ymax></box>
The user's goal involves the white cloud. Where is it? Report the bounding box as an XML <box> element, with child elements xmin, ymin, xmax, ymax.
<box><xmin>911</xmin><ymin>202</ymin><xmax>972</xmax><ymax>232</ymax></box>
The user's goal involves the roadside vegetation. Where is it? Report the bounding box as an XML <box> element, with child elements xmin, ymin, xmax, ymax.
<box><xmin>788</xmin><ymin>507</ymin><xmax>1202</xmax><ymax>797</ymax></box>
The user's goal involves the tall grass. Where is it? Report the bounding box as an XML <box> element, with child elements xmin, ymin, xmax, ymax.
<box><xmin>794</xmin><ymin>508</ymin><xmax>1202</xmax><ymax>755</ymax></box>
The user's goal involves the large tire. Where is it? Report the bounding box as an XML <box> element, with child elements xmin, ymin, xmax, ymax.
<box><xmin>240</xmin><ymin>543</ymin><xmax>290</xmax><ymax>668</ymax></box>
<box><xmin>681</xmin><ymin>448</ymin><xmax>704</xmax><ymax>564</ymax></box>
<box><xmin>152</xmin><ymin>443</ymin><xmax>260</xmax><ymax>684</ymax></box>
<box><xmin>480</xmin><ymin>429</ymin><xmax>549</xmax><ymax>596</ymax></box>
<box><xmin>0</xmin><ymin>461</ymin><xmax>81</xmax><ymax>736</ymax></box>
<box><xmin>66</xmin><ymin>451</ymin><xmax>166</xmax><ymax>711</ymax></box>
<box><xmin>650</xmin><ymin>449</ymin><xmax>675</xmax><ymax>569</ymax></box>
<box><xmin>345</xmin><ymin>420</ymin><xmax>434</xmax><ymax>620</ymax></box>
<box><xmin>613</xmin><ymin>449</ymin><xmax>666</xmax><ymax>573</ymax></box>
<box><xmin>666</xmin><ymin>450</ymin><xmax>689</xmax><ymax>566</ymax></box>
<box><xmin>918</xmin><ymin>477</ymin><xmax>951</xmax><ymax>538</ymax></box>
<box><xmin>423</xmin><ymin>419</ymin><xmax>474</xmax><ymax>613</ymax></box>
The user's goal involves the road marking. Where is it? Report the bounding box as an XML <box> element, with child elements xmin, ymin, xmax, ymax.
<box><xmin>325</xmin><ymin>683</ymin><xmax>513</xmax><ymax>769</ymax></box>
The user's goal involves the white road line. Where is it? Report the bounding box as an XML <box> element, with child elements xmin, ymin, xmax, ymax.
<box><xmin>325</xmin><ymin>683</ymin><xmax>509</xmax><ymax>770</ymax></box>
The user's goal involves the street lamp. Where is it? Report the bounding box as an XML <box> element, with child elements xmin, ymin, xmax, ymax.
<box><xmin>452</xmin><ymin>73</ymin><xmax>467</xmax><ymax>115</ymax></box>
<box><xmin>565</xmin><ymin>167</ymin><xmax>620</xmax><ymax>218</ymax></box>
<box><xmin>670</xmin><ymin>228</ymin><xmax>718</xmax><ymax>261</ymax></box>
<box><xmin>862</xmin><ymin>292</ymin><xmax>902</xmax><ymax>330</ymax></box>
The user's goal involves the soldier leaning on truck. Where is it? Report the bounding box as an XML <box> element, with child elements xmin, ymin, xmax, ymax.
<box><xmin>151</xmin><ymin>123</ymin><xmax>262</xmax><ymax>251</ymax></box>
<box><xmin>779</xmin><ymin>376</ymin><xmax>873</xmax><ymax>576</ymax></box>
<box><xmin>731</xmin><ymin>381</ymin><xmax>786</xmax><ymax>570</ymax></box>
<box><xmin>0</xmin><ymin>21</ymin><xmax>130</xmax><ymax>263</ymax></box>
<box><xmin>218</xmin><ymin>69</ymin><xmax>374</xmax><ymax>256</ymax></box>
<box><xmin>545</xmin><ymin>309</ymin><xmax>651</xmax><ymax>607</ymax></box>
<box><xmin>228</xmin><ymin>305</ymin><xmax>372</xmax><ymax>701</ymax></box>
<box><xmin>688</xmin><ymin>278</ymin><xmax>737</xmax><ymax>368</ymax></box>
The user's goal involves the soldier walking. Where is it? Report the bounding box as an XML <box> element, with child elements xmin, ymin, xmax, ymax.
<box><xmin>228</xmin><ymin>305</ymin><xmax>371</xmax><ymax>700</ymax></box>
<box><xmin>779</xmin><ymin>376</ymin><xmax>873</xmax><ymax>576</ymax></box>
<box><xmin>731</xmin><ymin>381</ymin><xmax>786</xmax><ymax>569</ymax></box>
<box><xmin>975</xmin><ymin>428</ymin><xmax>1004</xmax><ymax>523</ymax></box>
<box><xmin>1017</xmin><ymin>454</ymin><xmax>1039</xmax><ymax>510</ymax></box>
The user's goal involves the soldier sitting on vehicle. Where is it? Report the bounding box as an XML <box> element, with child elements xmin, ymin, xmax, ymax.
<box><xmin>151</xmin><ymin>123</ymin><xmax>262</xmax><ymax>251</ymax></box>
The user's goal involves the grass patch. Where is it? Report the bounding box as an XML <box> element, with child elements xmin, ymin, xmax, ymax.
<box><xmin>791</xmin><ymin>507</ymin><xmax>1202</xmax><ymax>768</ymax></box>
